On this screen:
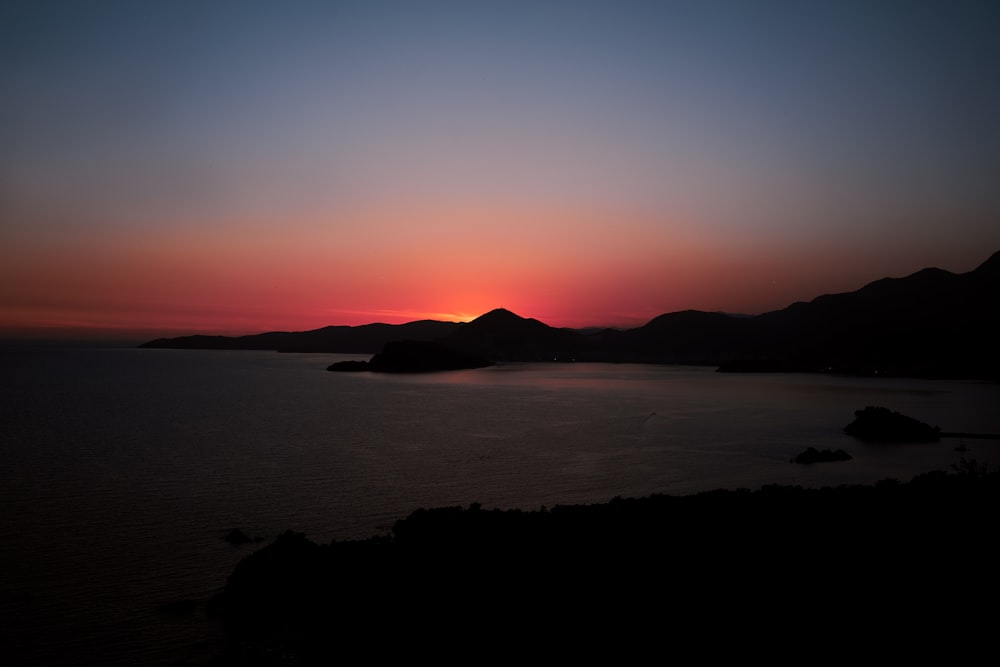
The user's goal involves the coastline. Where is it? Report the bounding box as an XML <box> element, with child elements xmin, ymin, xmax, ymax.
<box><xmin>214</xmin><ymin>466</ymin><xmax>1000</xmax><ymax>663</ymax></box>
<box><xmin>5</xmin><ymin>350</ymin><xmax>998</xmax><ymax>665</ymax></box>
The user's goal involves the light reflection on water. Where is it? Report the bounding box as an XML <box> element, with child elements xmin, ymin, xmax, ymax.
<box><xmin>1</xmin><ymin>349</ymin><xmax>998</xmax><ymax>664</ymax></box>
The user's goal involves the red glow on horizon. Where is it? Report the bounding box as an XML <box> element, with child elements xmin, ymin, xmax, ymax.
<box><xmin>4</xmin><ymin>202</ymin><xmax>989</xmax><ymax>341</ymax></box>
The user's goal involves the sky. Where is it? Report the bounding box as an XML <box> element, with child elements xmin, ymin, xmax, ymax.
<box><xmin>2</xmin><ymin>0</ymin><xmax>999</xmax><ymax>340</ymax></box>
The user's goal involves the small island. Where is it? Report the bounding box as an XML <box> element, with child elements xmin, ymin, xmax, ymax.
<box><xmin>844</xmin><ymin>406</ymin><xmax>941</xmax><ymax>442</ymax></box>
<box><xmin>327</xmin><ymin>339</ymin><xmax>494</xmax><ymax>373</ymax></box>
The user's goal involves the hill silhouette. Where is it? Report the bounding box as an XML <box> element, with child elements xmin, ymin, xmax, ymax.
<box><xmin>214</xmin><ymin>467</ymin><xmax>1000</xmax><ymax>661</ymax></box>
<box><xmin>139</xmin><ymin>319</ymin><xmax>459</xmax><ymax>353</ymax></box>
<box><xmin>441</xmin><ymin>308</ymin><xmax>592</xmax><ymax>361</ymax></box>
<box><xmin>725</xmin><ymin>249</ymin><xmax>1000</xmax><ymax>377</ymax></box>
<box><xmin>141</xmin><ymin>250</ymin><xmax>1000</xmax><ymax>379</ymax></box>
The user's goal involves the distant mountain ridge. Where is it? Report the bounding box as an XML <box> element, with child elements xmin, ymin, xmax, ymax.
<box><xmin>139</xmin><ymin>319</ymin><xmax>460</xmax><ymax>353</ymax></box>
<box><xmin>140</xmin><ymin>250</ymin><xmax>1000</xmax><ymax>379</ymax></box>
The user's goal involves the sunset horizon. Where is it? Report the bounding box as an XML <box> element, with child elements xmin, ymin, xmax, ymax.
<box><xmin>5</xmin><ymin>4</ymin><xmax>1000</xmax><ymax>662</ymax></box>
<box><xmin>3</xmin><ymin>1</ymin><xmax>999</xmax><ymax>341</ymax></box>
<box><xmin>3</xmin><ymin>245</ymin><xmax>995</xmax><ymax>343</ymax></box>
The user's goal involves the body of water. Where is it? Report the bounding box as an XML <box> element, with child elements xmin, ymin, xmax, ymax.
<box><xmin>2</xmin><ymin>348</ymin><xmax>998</xmax><ymax>664</ymax></box>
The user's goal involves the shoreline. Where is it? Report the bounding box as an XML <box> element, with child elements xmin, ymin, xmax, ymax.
<box><xmin>213</xmin><ymin>466</ymin><xmax>1000</xmax><ymax>662</ymax></box>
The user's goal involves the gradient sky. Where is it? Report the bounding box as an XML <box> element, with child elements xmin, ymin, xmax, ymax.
<box><xmin>2</xmin><ymin>0</ymin><xmax>999</xmax><ymax>339</ymax></box>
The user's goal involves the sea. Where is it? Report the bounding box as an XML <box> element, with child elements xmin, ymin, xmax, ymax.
<box><xmin>2</xmin><ymin>347</ymin><xmax>998</xmax><ymax>665</ymax></box>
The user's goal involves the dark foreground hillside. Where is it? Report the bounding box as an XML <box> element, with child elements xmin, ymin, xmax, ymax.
<box><xmin>213</xmin><ymin>466</ymin><xmax>1000</xmax><ymax>663</ymax></box>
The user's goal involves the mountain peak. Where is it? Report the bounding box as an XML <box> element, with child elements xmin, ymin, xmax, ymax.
<box><xmin>473</xmin><ymin>308</ymin><xmax>523</xmax><ymax>322</ymax></box>
<box><xmin>463</xmin><ymin>308</ymin><xmax>549</xmax><ymax>332</ymax></box>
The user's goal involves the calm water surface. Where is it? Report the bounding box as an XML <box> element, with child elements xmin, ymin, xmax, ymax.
<box><xmin>2</xmin><ymin>348</ymin><xmax>998</xmax><ymax>664</ymax></box>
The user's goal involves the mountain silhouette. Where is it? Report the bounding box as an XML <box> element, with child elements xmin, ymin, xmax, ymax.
<box><xmin>140</xmin><ymin>250</ymin><xmax>1000</xmax><ymax>378</ymax></box>
<box><xmin>610</xmin><ymin>310</ymin><xmax>755</xmax><ymax>364</ymax></box>
<box><xmin>441</xmin><ymin>308</ymin><xmax>591</xmax><ymax>362</ymax></box>
<box><xmin>729</xmin><ymin>249</ymin><xmax>1000</xmax><ymax>377</ymax></box>
<box><xmin>139</xmin><ymin>319</ymin><xmax>460</xmax><ymax>353</ymax></box>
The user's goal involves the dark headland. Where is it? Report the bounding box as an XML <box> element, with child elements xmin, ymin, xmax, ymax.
<box><xmin>142</xmin><ymin>249</ymin><xmax>1000</xmax><ymax>379</ymax></box>
<box><xmin>212</xmin><ymin>466</ymin><xmax>1000</xmax><ymax>663</ymax></box>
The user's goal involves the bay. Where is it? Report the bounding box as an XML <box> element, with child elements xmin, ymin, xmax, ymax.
<box><xmin>1</xmin><ymin>348</ymin><xmax>998</xmax><ymax>664</ymax></box>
